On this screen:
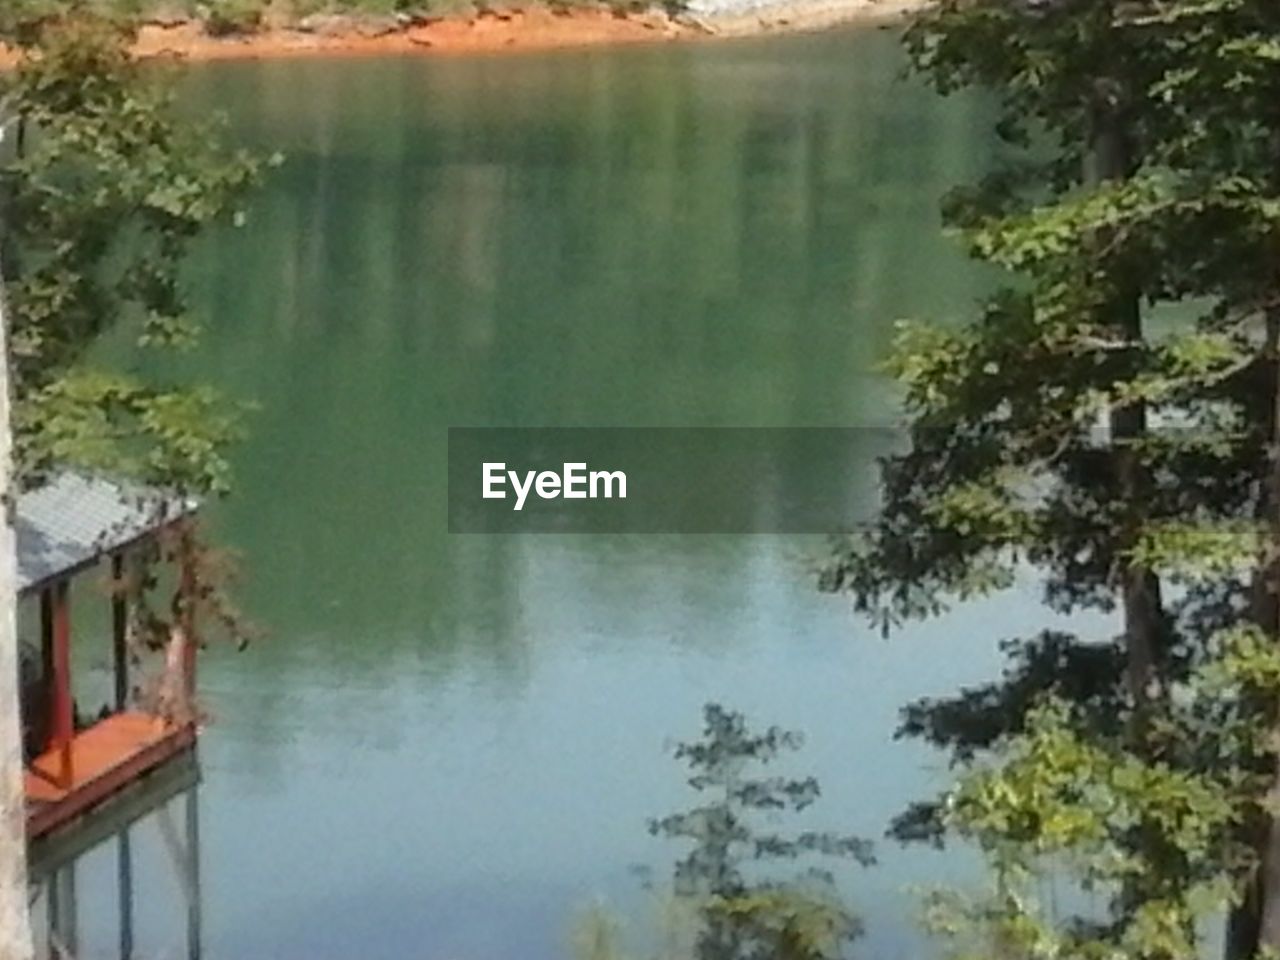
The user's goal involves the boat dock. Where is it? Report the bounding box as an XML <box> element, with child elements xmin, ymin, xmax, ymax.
<box><xmin>18</xmin><ymin>473</ymin><xmax>201</xmax><ymax>841</ymax></box>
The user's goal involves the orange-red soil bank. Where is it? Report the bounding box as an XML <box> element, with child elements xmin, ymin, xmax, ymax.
<box><xmin>0</xmin><ymin>7</ymin><xmax>697</xmax><ymax>69</ymax></box>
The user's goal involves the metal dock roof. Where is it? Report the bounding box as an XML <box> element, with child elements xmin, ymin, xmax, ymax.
<box><xmin>16</xmin><ymin>473</ymin><xmax>197</xmax><ymax>595</ymax></box>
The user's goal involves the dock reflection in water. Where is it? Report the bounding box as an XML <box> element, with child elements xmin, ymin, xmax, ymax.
<box><xmin>27</xmin><ymin>753</ymin><xmax>203</xmax><ymax>960</ymax></box>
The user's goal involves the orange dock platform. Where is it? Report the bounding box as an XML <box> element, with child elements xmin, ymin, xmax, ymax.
<box><xmin>25</xmin><ymin>712</ymin><xmax>196</xmax><ymax>839</ymax></box>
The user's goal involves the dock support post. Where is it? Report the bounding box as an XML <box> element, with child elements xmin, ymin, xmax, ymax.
<box><xmin>45</xmin><ymin>580</ymin><xmax>73</xmax><ymax>788</ymax></box>
<box><xmin>185</xmin><ymin>785</ymin><xmax>202</xmax><ymax>960</ymax></box>
<box><xmin>46</xmin><ymin>870</ymin><xmax>58</xmax><ymax>951</ymax></box>
<box><xmin>118</xmin><ymin>827</ymin><xmax>134</xmax><ymax>960</ymax></box>
<box><xmin>48</xmin><ymin>864</ymin><xmax>78</xmax><ymax>959</ymax></box>
<box><xmin>112</xmin><ymin>553</ymin><xmax>129</xmax><ymax>712</ymax></box>
<box><xmin>40</xmin><ymin>589</ymin><xmax>53</xmax><ymax>747</ymax></box>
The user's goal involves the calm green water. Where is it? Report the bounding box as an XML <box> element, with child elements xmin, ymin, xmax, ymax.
<box><xmin>52</xmin><ymin>26</ymin><xmax>1077</xmax><ymax>960</ymax></box>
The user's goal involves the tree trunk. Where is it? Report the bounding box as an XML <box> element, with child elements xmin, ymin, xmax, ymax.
<box><xmin>1093</xmin><ymin>93</ymin><xmax>1163</xmax><ymax>739</ymax></box>
<box><xmin>0</xmin><ymin>254</ymin><xmax>34</xmax><ymax>960</ymax></box>
<box><xmin>1226</xmin><ymin>304</ymin><xmax>1280</xmax><ymax>958</ymax></box>
<box><xmin>1225</xmin><ymin>120</ymin><xmax>1280</xmax><ymax>960</ymax></box>
<box><xmin>1092</xmin><ymin>85</ymin><xmax>1181</xmax><ymax>948</ymax></box>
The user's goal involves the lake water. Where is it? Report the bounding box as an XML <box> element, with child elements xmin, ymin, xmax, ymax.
<box><xmin>48</xmin><ymin>25</ymin><xmax>1078</xmax><ymax>960</ymax></box>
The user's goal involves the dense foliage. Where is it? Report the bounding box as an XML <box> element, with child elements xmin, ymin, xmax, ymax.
<box><xmin>1</xmin><ymin>11</ymin><xmax>260</xmax><ymax>492</ymax></box>
<box><xmin>821</xmin><ymin>0</ymin><xmax>1280</xmax><ymax>957</ymax></box>
<box><xmin>0</xmin><ymin>10</ymin><xmax>262</xmax><ymax>957</ymax></box>
<box><xmin>0</xmin><ymin>11</ymin><xmax>264</xmax><ymax>647</ymax></box>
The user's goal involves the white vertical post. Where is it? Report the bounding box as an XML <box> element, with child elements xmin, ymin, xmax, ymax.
<box><xmin>0</xmin><ymin>240</ymin><xmax>36</xmax><ymax>960</ymax></box>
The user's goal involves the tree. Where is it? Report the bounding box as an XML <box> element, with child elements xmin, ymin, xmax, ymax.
<box><xmin>0</xmin><ymin>7</ymin><xmax>262</xmax><ymax>950</ymax></box>
<box><xmin>1141</xmin><ymin>5</ymin><xmax>1280</xmax><ymax>948</ymax></box>
<box><xmin>649</xmin><ymin>704</ymin><xmax>873</xmax><ymax>960</ymax></box>
<box><xmin>821</xmin><ymin>0</ymin><xmax>1280</xmax><ymax>955</ymax></box>
<box><xmin>0</xmin><ymin>7</ymin><xmax>267</xmax><ymax>646</ymax></box>
<box><xmin>572</xmin><ymin>705</ymin><xmax>874</xmax><ymax>960</ymax></box>
<box><xmin>917</xmin><ymin>672</ymin><xmax>1270</xmax><ymax>958</ymax></box>
<box><xmin>0</xmin><ymin>12</ymin><xmax>260</xmax><ymax>495</ymax></box>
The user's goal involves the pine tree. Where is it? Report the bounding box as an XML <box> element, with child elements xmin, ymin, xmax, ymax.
<box><xmin>650</xmin><ymin>705</ymin><xmax>873</xmax><ymax>960</ymax></box>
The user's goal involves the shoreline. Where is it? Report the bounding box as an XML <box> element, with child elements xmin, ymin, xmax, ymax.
<box><xmin>0</xmin><ymin>0</ymin><xmax>924</xmax><ymax>67</ymax></box>
<box><xmin>686</xmin><ymin>0</ymin><xmax>923</xmax><ymax>36</ymax></box>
